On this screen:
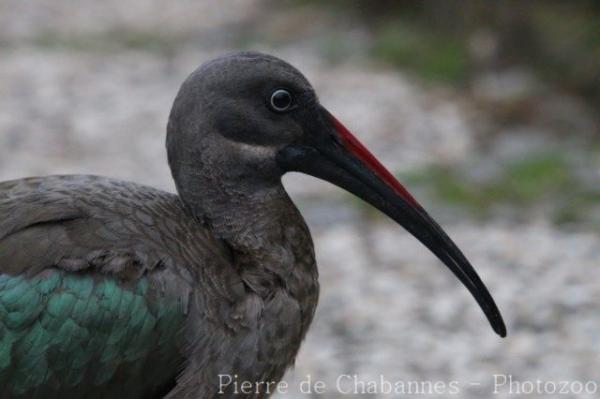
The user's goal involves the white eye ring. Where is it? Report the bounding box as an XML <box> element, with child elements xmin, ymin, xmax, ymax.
<box><xmin>270</xmin><ymin>89</ymin><xmax>293</xmax><ymax>112</ymax></box>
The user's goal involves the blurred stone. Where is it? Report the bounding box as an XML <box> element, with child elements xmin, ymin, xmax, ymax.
<box><xmin>472</xmin><ymin>68</ymin><xmax>539</xmax><ymax>103</ymax></box>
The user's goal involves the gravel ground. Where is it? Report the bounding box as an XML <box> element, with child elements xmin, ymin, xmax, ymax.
<box><xmin>1</xmin><ymin>1</ymin><xmax>598</xmax><ymax>398</ymax></box>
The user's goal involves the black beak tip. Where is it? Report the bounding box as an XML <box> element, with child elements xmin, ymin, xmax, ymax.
<box><xmin>480</xmin><ymin>291</ymin><xmax>506</xmax><ymax>337</ymax></box>
<box><xmin>494</xmin><ymin>318</ymin><xmax>507</xmax><ymax>338</ymax></box>
<box><xmin>485</xmin><ymin>304</ymin><xmax>506</xmax><ymax>337</ymax></box>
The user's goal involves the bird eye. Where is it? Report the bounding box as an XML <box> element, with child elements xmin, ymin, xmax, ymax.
<box><xmin>269</xmin><ymin>89</ymin><xmax>293</xmax><ymax>112</ymax></box>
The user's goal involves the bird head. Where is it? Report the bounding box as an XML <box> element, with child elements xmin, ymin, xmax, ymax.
<box><xmin>167</xmin><ymin>51</ymin><xmax>506</xmax><ymax>337</ymax></box>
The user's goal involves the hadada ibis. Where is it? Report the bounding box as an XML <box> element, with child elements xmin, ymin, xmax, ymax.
<box><xmin>0</xmin><ymin>51</ymin><xmax>505</xmax><ymax>398</ymax></box>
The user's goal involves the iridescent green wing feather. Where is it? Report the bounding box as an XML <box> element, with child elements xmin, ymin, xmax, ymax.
<box><xmin>0</xmin><ymin>270</ymin><xmax>187</xmax><ymax>398</ymax></box>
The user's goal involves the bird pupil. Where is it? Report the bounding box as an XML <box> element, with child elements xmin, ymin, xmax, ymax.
<box><xmin>271</xmin><ymin>90</ymin><xmax>292</xmax><ymax>110</ymax></box>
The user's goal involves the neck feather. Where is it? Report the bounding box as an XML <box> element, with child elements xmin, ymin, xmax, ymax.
<box><xmin>173</xmin><ymin>164</ymin><xmax>299</xmax><ymax>251</ymax></box>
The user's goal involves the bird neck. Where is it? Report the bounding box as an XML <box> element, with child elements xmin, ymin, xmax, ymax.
<box><xmin>178</xmin><ymin>176</ymin><xmax>317</xmax><ymax>300</ymax></box>
<box><xmin>175</xmin><ymin>170</ymin><xmax>303</xmax><ymax>251</ymax></box>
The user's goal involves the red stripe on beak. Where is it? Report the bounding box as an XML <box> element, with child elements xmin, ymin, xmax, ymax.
<box><xmin>328</xmin><ymin>112</ymin><xmax>421</xmax><ymax>209</ymax></box>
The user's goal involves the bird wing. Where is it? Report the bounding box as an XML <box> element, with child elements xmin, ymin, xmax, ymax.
<box><xmin>0</xmin><ymin>175</ymin><xmax>206</xmax><ymax>398</ymax></box>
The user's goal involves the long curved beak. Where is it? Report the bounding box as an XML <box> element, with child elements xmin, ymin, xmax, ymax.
<box><xmin>277</xmin><ymin>105</ymin><xmax>506</xmax><ymax>337</ymax></box>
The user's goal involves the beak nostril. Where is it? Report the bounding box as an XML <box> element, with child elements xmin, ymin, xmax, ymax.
<box><xmin>328</xmin><ymin>133</ymin><xmax>343</xmax><ymax>148</ymax></box>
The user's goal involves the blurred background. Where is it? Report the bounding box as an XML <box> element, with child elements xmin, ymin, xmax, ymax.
<box><xmin>0</xmin><ymin>1</ymin><xmax>598</xmax><ymax>397</ymax></box>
